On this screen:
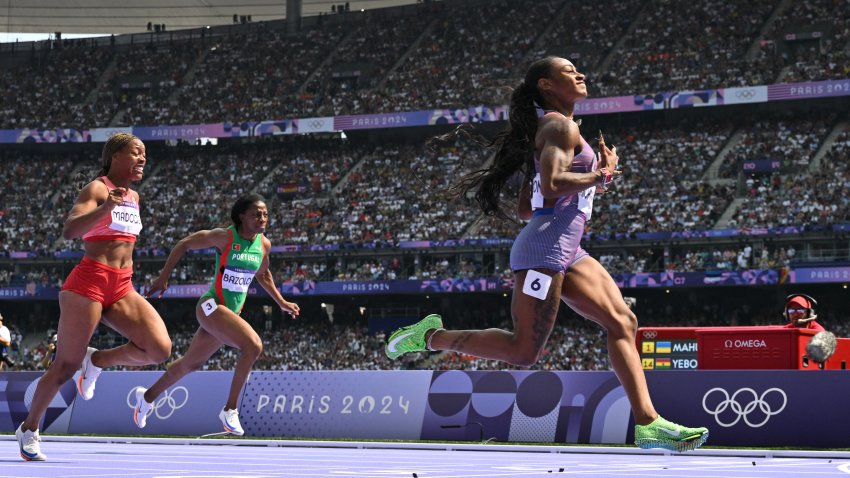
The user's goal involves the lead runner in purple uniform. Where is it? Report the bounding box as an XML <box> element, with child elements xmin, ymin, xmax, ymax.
<box><xmin>386</xmin><ymin>57</ymin><xmax>709</xmax><ymax>451</ymax></box>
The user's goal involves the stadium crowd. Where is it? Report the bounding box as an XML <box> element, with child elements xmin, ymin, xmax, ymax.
<box><xmin>0</xmin><ymin>234</ymin><xmax>819</xmax><ymax>296</ymax></box>
<box><xmin>2</xmin><ymin>112</ymin><xmax>848</xmax><ymax>261</ymax></box>
<box><xmin>1</xmin><ymin>0</ymin><xmax>848</xmax><ymax>128</ymax></box>
<box><xmin>1</xmin><ymin>0</ymin><xmax>850</xmax><ymax>377</ymax></box>
<box><xmin>728</xmin><ymin>125</ymin><xmax>850</xmax><ymax>229</ymax></box>
<box><xmin>6</xmin><ymin>292</ymin><xmax>850</xmax><ymax>373</ymax></box>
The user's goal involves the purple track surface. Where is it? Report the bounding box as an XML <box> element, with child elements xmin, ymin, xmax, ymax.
<box><xmin>2</xmin><ymin>439</ymin><xmax>850</xmax><ymax>478</ymax></box>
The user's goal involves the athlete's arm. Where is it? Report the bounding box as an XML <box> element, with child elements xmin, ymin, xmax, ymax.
<box><xmin>255</xmin><ymin>237</ymin><xmax>300</xmax><ymax>317</ymax></box>
<box><xmin>146</xmin><ymin>229</ymin><xmax>229</xmax><ymax>298</ymax></box>
<box><xmin>62</xmin><ymin>180</ymin><xmax>122</xmax><ymax>239</ymax></box>
<box><xmin>537</xmin><ymin>117</ymin><xmax>602</xmax><ymax>198</ymax></box>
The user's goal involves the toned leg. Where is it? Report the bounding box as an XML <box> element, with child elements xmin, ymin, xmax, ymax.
<box><xmin>143</xmin><ymin>326</ymin><xmax>223</xmax><ymax>403</ymax></box>
<box><xmin>195</xmin><ymin>303</ymin><xmax>263</xmax><ymax>410</ymax></box>
<box><xmin>561</xmin><ymin>257</ymin><xmax>657</xmax><ymax>425</ymax></box>
<box><xmin>428</xmin><ymin>269</ymin><xmax>563</xmax><ymax>367</ymax></box>
<box><xmin>21</xmin><ymin>291</ymin><xmax>101</xmax><ymax>432</ymax></box>
<box><xmin>97</xmin><ymin>291</ymin><xmax>171</xmax><ymax>367</ymax></box>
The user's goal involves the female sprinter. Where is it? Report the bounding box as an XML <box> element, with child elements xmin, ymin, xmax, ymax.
<box><xmin>16</xmin><ymin>133</ymin><xmax>171</xmax><ymax>461</ymax></box>
<box><xmin>138</xmin><ymin>193</ymin><xmax>300</xmax><ymax>435</ymax></box>
<box><xmin>385</xmin><ymin>57</ymin><xmax>709</xmax><ymax>452</ymax></box>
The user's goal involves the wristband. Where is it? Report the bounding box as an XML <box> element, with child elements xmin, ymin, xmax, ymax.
<box><xmin>598</xmin><ymin>167</ymin><xmax>614</xmax><ymax>190</ymax></box>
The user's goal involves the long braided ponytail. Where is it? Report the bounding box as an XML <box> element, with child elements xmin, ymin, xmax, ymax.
<box><xmin>454</xmin><ymin>57</ymin><xmax>556</xmax><ymax>219</ymax></box>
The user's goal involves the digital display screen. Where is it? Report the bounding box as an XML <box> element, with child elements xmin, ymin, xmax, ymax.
<box><xmin>639</xmin><ymin>339</ymin><xmax>699</xmax><ymax>370</ymax></box>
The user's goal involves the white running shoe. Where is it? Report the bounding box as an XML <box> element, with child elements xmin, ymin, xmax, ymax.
<box><xmin>219</xmin><ymin>408</ymin><xmax>244</xmax><ymax>436</ymax></box>
<box><xmin>15</xmin><ymin>424</ymin><xmax>46</xmax><ymax>461</ymax></box>
<box><xmin>77</xmin><ymin>347</ymin><xmax>102</xmax><ymax>400</ymax></box>
<box><xmin>132</xmin><ymin>386</ymin><xmax>153</xmax><ymax>428</ymax></box>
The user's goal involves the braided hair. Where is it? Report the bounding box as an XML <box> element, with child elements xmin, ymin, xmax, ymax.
<box><xmin>97</xmin><ymin>132</ymin><xmax>139</xmax><ymax>178</ymax></box>
<box><xmin>454</xmin><ymin>57</ymin><xmax>557</xmax><ymax>219</ymax></box>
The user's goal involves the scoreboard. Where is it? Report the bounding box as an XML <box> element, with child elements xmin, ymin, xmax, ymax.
<box><xmin>639</xmin><ymin>326</ymin><xmax>850</xmax><ymax>370</ymax></box>
<box><xmin>636</xmin><ymin>327</ymin><xmax>699</xmax><ymax>370</ymax></box>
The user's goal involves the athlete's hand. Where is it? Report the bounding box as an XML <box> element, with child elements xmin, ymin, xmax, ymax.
<box><xmin>281</xmin><ymin>300</ymin><xmax>300</xmax><ymax>318</ymax></box>
<box><xmin>598</xmin><ymin>141</ymin><xmax>621</xmax><ymax>173</ymax></box>
<box><xmin>102</xmin><ymin>187</ymin><xmax>126</xmax><ymax>212</ymax></box>
<box><xmin>146</xmin><ymin>275</ymin><xmax>169</xmax><ymax>299</ymax></box>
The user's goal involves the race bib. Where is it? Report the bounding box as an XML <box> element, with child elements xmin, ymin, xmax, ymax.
<box><xmin>201</xmin><ymin>298</ymin><xmax>217</xmax><ymax>317</ymax></box>
<box><xmin>109</xmin><ymin>202</ymin><xmax>143</xmax><ymax>235</ymax></box>
<box><xmin>577</xmin><ymin>185</ymin><xmax>595</xmax><ymax>220</ymax></box>
<box><xmin>221</xmin><ymin>267</ymin><xmax>256</xmax><ymax>293</ymax></box>
<box><xmin>522</xmin><ymin>269</ymin><xmax>552</xmax><ymax>301</ymax></box>
<box><xmin>531</xmin><ymin>173</ymin><xmax>544</xmax><ymax>210</ymax></box>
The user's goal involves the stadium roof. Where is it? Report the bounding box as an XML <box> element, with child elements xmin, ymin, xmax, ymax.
<box><xmin>0</xmin><ymin>0</ymin><xmax>418</xmax><ymax>34</ymax></box>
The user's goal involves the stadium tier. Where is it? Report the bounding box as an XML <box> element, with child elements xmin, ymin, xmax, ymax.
<box><xmin>1</xmin><ymin>0</ymin><xmax>849</xmax><ymax>376</ymax></box>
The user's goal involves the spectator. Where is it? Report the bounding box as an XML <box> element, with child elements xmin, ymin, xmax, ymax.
<box><xmin>40</xmin><ymin>334</ymin><xmax>57</xmax><ymax>370</ymax></box>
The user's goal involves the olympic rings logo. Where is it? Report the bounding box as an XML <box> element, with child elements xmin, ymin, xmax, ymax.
<box><xmin>309</xmin><ymin>120</ymin><xmax>325</xmax><ymax>129</ymax></box>
<box><xmin>702</xmin><ymin>387</ymin><xmax>787</xmax><ymax>428</ymax></box>
<box><xmin>642</xmin><ymin>331</ymin><xmax>658</xmax><ymax>339</ymax></box>
<box><xmin>735</xmin><ymin>89</ymin><xmax>756</xmax><ymax>99</ymax></box>
<box><xmin>126</xmin><ymin>386</ymin><xmax>189</xmax><ymax>420</ymax></box>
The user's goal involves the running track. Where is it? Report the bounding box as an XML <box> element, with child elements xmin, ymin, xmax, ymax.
<box><xmin>1</xmin><ymin>437</ymin><xmax>849</xmax><ymax>477</ymax></box>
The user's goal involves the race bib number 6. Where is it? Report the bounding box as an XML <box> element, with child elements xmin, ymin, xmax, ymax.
<box><xmin>522</xmin><ymin>269</ymin><xmax>552</xmax><ymax>301</ymax></box>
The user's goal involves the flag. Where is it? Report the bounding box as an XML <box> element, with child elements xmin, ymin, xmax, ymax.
<box><xmin>276</xmin><ymin>183</ymin><xmax>298</xmax><ymax>200</ymax></box>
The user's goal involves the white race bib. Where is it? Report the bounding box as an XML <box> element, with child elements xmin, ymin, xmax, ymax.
<box><xmin>200</xmin><ymin>298</ymin><xmax>217</xmax><ymax>317</ymax></box>
<box><xmin>577</xmin><ymin>185</ymin><xmax>595</xmax><ymax>220</ymax></box>
<box><xmin>221</xmin><ymin>268</ymin><xmax>256</xmax><ymax>293</ymax></box>
<box><xmin>108</xmin><ymin>202</ymin><xmax>143</xmax><ymax>235</ymax></box>
<box><xmin>531</xmin><ymin>173</ymin><xmax>544</xmax><ymax>210</ymax></box>
<box><xmin>522</xmin><ymin>269</ymin><xmax>552</xmax><ymax>301</ymax></box>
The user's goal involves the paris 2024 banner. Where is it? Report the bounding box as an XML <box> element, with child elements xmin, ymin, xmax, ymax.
<box><xmin>2</xmin><ymin>370</ymin><xmax>849</xmax><ymax>447</ymax></box>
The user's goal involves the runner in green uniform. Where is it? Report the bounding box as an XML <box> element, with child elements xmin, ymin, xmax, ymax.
<box><xmin>135</xmin><ymin>193</ymin><xmax>300</xmax><ymax>435</ymax></box>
